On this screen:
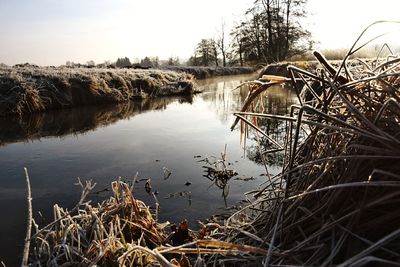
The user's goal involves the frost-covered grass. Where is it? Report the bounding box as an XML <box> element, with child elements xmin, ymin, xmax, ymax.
<box><xmin>0</xmin><ymin>66</ymin><xmax>194</xmax><ymax>117</ymax></box>
<box><xmin>164</xmin><ymin>66</ymin><xmax>254</xmax><ymax>79</ymax></box>
<box><xmin>289</xmin><ymin>47</ymin><xmax>379</xmax><ymax>61</ymax></box>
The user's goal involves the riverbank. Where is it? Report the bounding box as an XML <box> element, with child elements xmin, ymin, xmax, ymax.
<box><xmin>258</xmin><ymin>60</ymin><xmax>318</xmax><ymax>78</ymax></box>
<box><xmin>258</xmin><ymin>56</ymin><xmax>373</xmax><ymax>79</ymax></box>
<box><xmin>23</xmin><ymin>49</ymin><xmax>400</xmax><ymax>265</ymax></box>
<box><xmin>0</xmin><ymin>65</ymin><xmax>195</xmax><ymax>117</ymax></box>
<box><xmin>164</xmin><ymin>66</ymin><xmax>255</xmax><ymax>79</ymax></box>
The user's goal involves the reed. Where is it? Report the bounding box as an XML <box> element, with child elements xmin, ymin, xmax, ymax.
<box><xmin>213</xmin><ymin>21</ymin><xmax>400</xmax><ymax>266</ymax></box>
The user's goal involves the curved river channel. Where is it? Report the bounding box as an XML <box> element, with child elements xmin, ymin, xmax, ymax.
<box><xmin>0</xmin><ymin>74</ymin><xmax>298</xmax><ymax>265</ymax></box>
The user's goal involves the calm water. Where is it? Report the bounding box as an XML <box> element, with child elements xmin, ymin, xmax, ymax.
<box><xmin>0</xmin><ymin>74</ymin><xmax>297</xmax><ymax>265</ymax></box>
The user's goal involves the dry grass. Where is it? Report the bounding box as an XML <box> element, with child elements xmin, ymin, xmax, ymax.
<box><xmin>289</xmin><ymin>47</ymin><xmax>379</xmax><ymax>61</ymax></box>
<box><xmin>25</xmin><ymin>178</ymin><xmax>267</xmax><ymax>266</ymax></box>
<box><xmin>0</xmin><ymin>66</ymin><xmax>194</xmax><ymax>117</ymax></box>
<box><xmin>215</xmin><ymin>22</ymin><xmax>400</xmax><ymax>266</ymax></box>
<box><xmin>27</xmin><ymin>179</ymin><xmax>168</xmax><ymax>266</ymax></box>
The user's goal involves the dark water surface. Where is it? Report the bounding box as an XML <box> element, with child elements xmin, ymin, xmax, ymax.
<box><xmin>0</xmin><ymin>74</ymin><xmax>297</xmax><ymax>265</ymax></box>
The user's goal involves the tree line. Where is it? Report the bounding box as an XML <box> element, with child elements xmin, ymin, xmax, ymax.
<box><xmin>64</xmin><ymin>0</ymin><xmax>311</xmax><ymax>69</ymax></box>
<box><xmin>190</xmin><ymin>0</ymin><xmax>312</xmax><ymax>67</ymax></box>
<box><xmin>65</xmin><ymin>56</ymin><xmax>181</xmax><ymax>69</ymax></box>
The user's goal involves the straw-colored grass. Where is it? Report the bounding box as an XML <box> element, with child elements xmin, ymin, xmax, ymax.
<box><xmin>27</xmin><ymin>179</ymin><xmax>168</xmax><ymax>265</ymax></box>
<box><xmin>212</xmin><ymin>21</ymin><xmax>400</xmax><ymax>266</ymax></box>
<box><xmin>289</xmin><ymin>47</ymin><xmax>379</xmax><ymax>61</ymax></box>
<box><xmin>25</xmin><ymin>177</ymin><xmax>267</xmax><ymax>266</ymax></box>
<box><xmin>0</xmin><ymin>66</ymin><xmax>194</xmax><ymax>117</ymax></box>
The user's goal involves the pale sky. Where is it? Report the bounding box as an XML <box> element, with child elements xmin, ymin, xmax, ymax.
<box><xmin>0</xmin><ymin>0</ymin><xmax>399</xmax><ymax>66</ymax></box>
<box><xmin>307</xmin><ymin>0</ymin><xmax>400</xmax><ymax>50</ymax></box>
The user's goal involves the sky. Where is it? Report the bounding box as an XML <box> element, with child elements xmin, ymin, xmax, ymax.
<box><xmin>307</xmin><ymin>0</ymin><xmax>400</xmax><ymax>50</ymax></box>
<box><xmin>0</xmin><ymin>0</ymin><xmax>399</xmax><ymax>65</ymax></box>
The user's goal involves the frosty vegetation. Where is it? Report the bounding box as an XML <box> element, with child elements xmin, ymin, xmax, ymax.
<box><xmin>0</xmin><ymin>65</ymin><xmax>194</xmax><ymax>117</ymax></box>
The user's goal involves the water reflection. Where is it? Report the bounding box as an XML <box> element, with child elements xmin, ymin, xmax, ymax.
<box><xmin>196</xmin><ymin>76</ymin><xmax>251</xmax><ymax>123</ymax></box>
<box><xmin>242</xmin><ymin>86</ymin><xmax>298</xmax><ymax>167</ymax></box>
<box><xmin>197</xmin><ymin>76</ymin><xmax>298</xmax><ymax>168</ymax></box>
<box><xmin>0</xmin><ymin>96</ymin><xmax>193</xmax><ymax>147</ymax></box>
<box><xmin>0</xmin><ymin>74</ymin><xmax>298</xmax><ymax>265</ymax></box>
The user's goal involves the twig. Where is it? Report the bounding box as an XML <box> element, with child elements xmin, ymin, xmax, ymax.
<box><xmin>22</xmin><ymin>168</ymin><xmax>33</xmax><ymax>267</ymax></box>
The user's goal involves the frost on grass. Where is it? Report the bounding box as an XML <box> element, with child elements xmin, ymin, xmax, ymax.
<box><xmin>0</xmin><ymin>66</ymin><xmax>194</xmax><ymax>117</ymax></box>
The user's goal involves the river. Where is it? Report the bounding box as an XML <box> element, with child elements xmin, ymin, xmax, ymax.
<box><xmin>0</xmin><ymin>74</ymin><xmax>297</xmax><ymax>265</ymax></box>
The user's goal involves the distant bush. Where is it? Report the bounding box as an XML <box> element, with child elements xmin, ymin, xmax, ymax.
<box><xmin>115</xmin><ymin>57</ymin><xmax>132</xmax><ymax>68</ymax></box>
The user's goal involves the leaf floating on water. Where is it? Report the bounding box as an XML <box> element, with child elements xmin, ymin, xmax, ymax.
<box><xmin>200</xmin><ymin>146</ymin><xmax>239</xmax><ymax>202</ymax></box>
<box><xmin>234</xmin><ymin>176</ymin><xmax>256</xmax><ymax>181</ymax></box>
<box><xmin>185</xmin><ymin>181</ymin><xmax>192</xmax><ymax>186</ymax></box>
<box><xmin>203</xmin><ymin>167</ymin><xmax>238</xmax><ymax>181</ymax></box>
<box><xmin>162</xmin><ymin>166</ymin><xmax>172</xmax><ymax>180</ymax></box>
<box><xmin>196</xmin><ymin>156</ymin><xmax>214</xmax><ymax>163</ymax></box>
<box><xmin>145</xmin><ymin>179</ymin><xmax>152</xmax><ymax>193</ymax></box>
<box><xmin>165</xmin><ymin>190</ymin><xmax>191</xmax><ymax>199</ymax></box>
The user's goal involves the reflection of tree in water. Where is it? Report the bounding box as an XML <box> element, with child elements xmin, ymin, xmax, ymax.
<box><xmin>0</xmin><ymin>95</ymin><xmax>193</xmax><ymax>146</ymax></box>
<box><xmin>198</xmin><ymin>75</ymin><xmax>254</xmax><ymax>123</ymax></box>
<box><xmin>246</xmin><ymin>138</ymin><xmax>285</xmax><ymax>167</ymax></box>
<box><xmin>201</xmin><ymin>150</ymin><xmax>238</xmax><ymax>207</ymax></box>
<box><xmin>198</xmin><ymin>79</ymin><xmax>298</xmax><ymax>168</ymax></box>
<box><xmin>242</xmin><ymin>86</ymin><xmax>298</xmax><ymax>167</ymax></box>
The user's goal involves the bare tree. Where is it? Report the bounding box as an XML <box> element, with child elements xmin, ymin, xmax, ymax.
<box><xmin>150</xmin><ymin>57</ymin><xmax>160</xmax><ymax>68</ymax></box>
<box><xmin>166</xmin><ymin>56</ymin><xmax>180</xmax><ymax>66</ymax></box>
<box><xmin>231</xmin><ymin>0</ymin><xmax>311</xmax><ymax>64</ymax></box>
<box><xmin>230</xmin><ymin>23</ymin><xmax>245</xmax><ymax>66</ymax></box>
<box><xmin>211</xmin><ymin>39</ymin><xmax>219</xmax><ymax>66</ymax></box>
<box><xmin>217</xmin><ymin>21</ymin><xmax>227</xmax><ymax>67</ymax></box>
